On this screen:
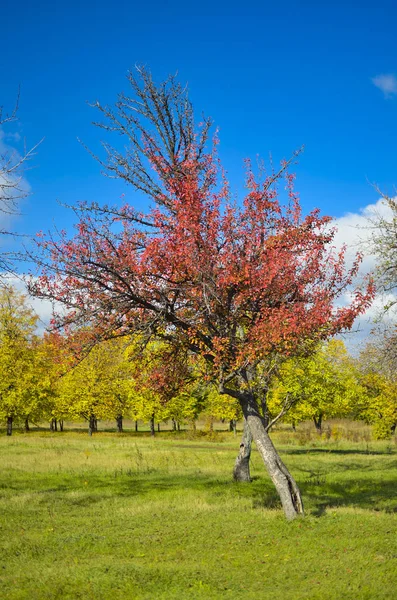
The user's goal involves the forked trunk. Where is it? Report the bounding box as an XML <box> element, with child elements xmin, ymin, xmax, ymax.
<box><xmin>59</xmin><ymin>420</ymin><xmax>64</xmax><ymax>432</ymax></box>
<box><xmin>172</xmin><ymin>418</ymin><xmax>177</xmax><ymax>431</ymax></box>
<box><xmin>7</xmin><ymin>416</ymin><xmax>12</xmax><ymax>436</ymax></box>
<box><xmin>233</xmin><ymin>417</ymin><xmax>252</xmax><ymax>482</ymax></box>
<box><xmin>313</xmin><ymin>415</ymin><xmax>323</xmax><ymax>432</ymax></box>
<box><xmin>241</xmin><ymin>392</ymin><xmax>304</xmax><ymax>521</ymax></box>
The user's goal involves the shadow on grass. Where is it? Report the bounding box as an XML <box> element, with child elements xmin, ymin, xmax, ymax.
<box><xmin>282</xmin><ymin>447</ymin><xmax>394</xmax><ymax>456</ymax></box>
<box><xmin>3</xmin><ymin>462</ymin><xmax>397</xmax><ymax>516</ymax></box>
<box><xmin>302</xmin><ymin>477</ymin><xmax>397</xmax><ymax>515</ymax></box>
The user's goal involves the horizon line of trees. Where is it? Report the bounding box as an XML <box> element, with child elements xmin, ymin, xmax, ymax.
<box><xmin>0</xmin><ymin>285</ymin><xmax>395</xmax><ymax>440</ymax></box>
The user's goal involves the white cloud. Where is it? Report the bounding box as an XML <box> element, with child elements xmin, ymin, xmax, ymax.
<box><xmin>330</xmin><ymin>198</ymin><xmax>392</xmax><ymax>276</ymax></box>
<box><xmin>0</xmin><ymin>127</ymin><xmax>31</xmax><ymax>232</ymax></box>
<box><xmin>1</xmin><ymin>274</ymin><xmax>56</xmax><ymax>333</ymax></box>
<box><xmin>330</xmin><ymin>198</ymin><xmax>397</xmax><ymax>353</ymax></box>
<box><xmin>371</xmin><ymin>74</ymin><xmax>397</xmax><ymax>98</ymax></box>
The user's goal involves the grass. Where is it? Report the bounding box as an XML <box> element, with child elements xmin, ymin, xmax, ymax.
<box><xmin>0</xmin><ymin>426</ymin><xmax>396</xmax><ymax>599</ymax></box>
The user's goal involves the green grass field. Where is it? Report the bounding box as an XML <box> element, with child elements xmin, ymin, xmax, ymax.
<box><xmin>1</xmin><ymin>425</ymin><xmax>396</xmax><ymax>599</ymax></box>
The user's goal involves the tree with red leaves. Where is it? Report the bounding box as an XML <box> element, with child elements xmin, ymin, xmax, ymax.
<box><xmin>30</xmin><ymin>68</ymin><xmax>374</xmax><ymax>520</ymax></box>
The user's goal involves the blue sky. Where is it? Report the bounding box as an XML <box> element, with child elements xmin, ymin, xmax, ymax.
<box><xmin>1</xmin><ymin>0</ymin><xmax>396</xmax><ymax>256</ymax></box>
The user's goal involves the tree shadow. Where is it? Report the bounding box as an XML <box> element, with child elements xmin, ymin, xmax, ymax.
<box><xmin>298</xmin><ymin>471</ymin><xmax>397</xmax><ymax>515</ymax></box>
<box><xmin>282</xmin><ymin>447</ymin><xmax>393</xmax><ymax>456</ymax></box>
<box><xmin>3</xmin><ymin>456</ymin><xmax>397</xmax><ymax>517</ymax></box>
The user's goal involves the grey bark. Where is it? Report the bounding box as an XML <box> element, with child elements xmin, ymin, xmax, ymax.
<box><xmin>225</xmin><ymin>379</ymin><xmax>304</xmax><ymax>521</ymax></box>
<box><xmin>241</xmin><ymin>392</ymin><xmax>303</xmax><ymax>520</ymax></box>
<box><xmin>233</xmin><ymin>417</ymin><xmax>252</xmax><ymax>482</ymax></box>
<box><xmin>6</xmin><ymin>416</ymin><xmax>12</xmax><ymax>436</ymax></box>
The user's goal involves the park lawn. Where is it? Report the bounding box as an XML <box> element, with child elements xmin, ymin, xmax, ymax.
<box><xmin>0</xmin><ymin>430</ymin><xmax>396</xmax><ymax>599</ymax></box>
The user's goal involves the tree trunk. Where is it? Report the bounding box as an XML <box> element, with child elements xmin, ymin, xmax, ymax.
<box><xmin>177</xmin><ymin>421</ymin><xmax>181</xmax><ymax>432</ymax></box>
<box><xmin>233</xmin><ymin>417</ymin><xmax>252</xmax><ymax>482</ymax></box>
<box><xmin>135</xmin><ymin>420</ymin><xmax>138</xmax><ymax>432</ymax></box>
<box><xmin>313</xmin><ymin>415</ymin><xmax>323</xmax><ymax>432</ymax></box>
<box><xmin>24</xmin><ymin>418</ymin><xmax>30</xmax><ymax>432</ymax></box>
<box><xmin>59</xmin><ymin>420</ymin><xmax>64</xmax><ymax>432</ymax></box>
<box><xmin>261</xmin><ymin>385</ymin><xmax>270</xmax><ymax>429</ymax></box>
<box><xmin>6</xmin><ymin>416</ymin><xmax>12</xmax><ymax>436</ymax></box>
<box><xmin>241</xmin><ymin>392</ymin><xmax>304</xmax><ymax>521</ymax></box>
<box><xmin>172</xmin><ymin>418</ymin><xmax>177</xmax><ymax>431</ymax></box>
<box><xmin>50</xmin><ymin>418</ymin><xmax>58</xmax><ymax>432</ymax></box>
<box><xmin>157</xmin><ymin>422</ymin><xmax>160</xmax><ymax>433</ymax></box>
<box><xmin>150</xmin><ymin>414</ymin><xmax>155</xmax><ymax>437</ymax></box>
<box><xmin>229</xmin><ymin>419</ymin><xmax>237</xmax><ymax>435</ymax></box>
<box><xmin>88</xmin><ymin>415</ymin><xmax>96</xmax><ymax>436</ymax></box>
<box><xmin>116</xmin><ymin>415</ymin><xmax>123</xmax><ymax>433</ymax></box>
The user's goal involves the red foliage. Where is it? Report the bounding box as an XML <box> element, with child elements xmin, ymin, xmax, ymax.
<box><xmin>30</xmin><ymin>86</ymin><xmax>374</xmax><ymax>386</ymax></box>
<box><xmin>130</xmin><ymin>344</ymin><xmax>193</xmax><ymax>405</ymax></box>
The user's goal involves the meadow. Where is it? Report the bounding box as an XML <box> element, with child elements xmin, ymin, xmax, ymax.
<box><xmin>1</xmin><ymin>422</ymin><xmax>396</xmax><ymax>599</ymax></box>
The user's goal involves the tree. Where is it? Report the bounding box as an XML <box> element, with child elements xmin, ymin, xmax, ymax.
<box><xmin>0</xmin><ymin>97</ymin><xmax>39</xmax><ymax>273</ymax></box>
<box><xmin>268</xmin><ymin>340</ymin><xmax>361</xmax><ymax>431</ymax></box>
<box><xmin>0</xmin><ymin>286</ymin><xmax>50</xmax><ymax>434</ymax></box>
<box><xmin>365</xmin><ymin>192</ymin><xmax>397</xmax><ymax>313</ymax></box>
<box><xmin>127</xmin><ymin>341</ymin><xmax>197</xmax><ymax>434</ymax></box>
<box><xmin>58</xmin><ymin>337</ymin><xmax>132</xmax><ymax>435</ymax></box>
<box><xmin>356</xmin><ymin>338</ymin><xmax>397</xmax><ymax>439</ymax></box>
<box><xmin>30</xmin><ymin>68</ymin><xmax>374</xmax><ymax>520</ymax></box>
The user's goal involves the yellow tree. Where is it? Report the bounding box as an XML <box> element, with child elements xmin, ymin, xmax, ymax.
<box><xmin>127</xmin><ymin>341</ymin><xmax>197</xmax><ymax>435</ymax></box>
<box><xmin>268</xmin><ymin>340</ymin><xmax>360</xmax><ymax>431</ymax></box>
<box><xmin>202</xmin><ymin>386</ymin><xmax>242</xmax><ymax>432</ymax></box>
<box><xmin>357</xmin><ymin>340</ymin><xmax>397</xmax><ymax>439</ymax></box>
<box><xmin>0</xmin><ymin>286</ymin><xmax>50</xmax><ymax>435</ymax></box>
<box><xmin>58</xmin><ymin>338</ymin><xmax>132</xmax><ymax>434</ymax></box>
